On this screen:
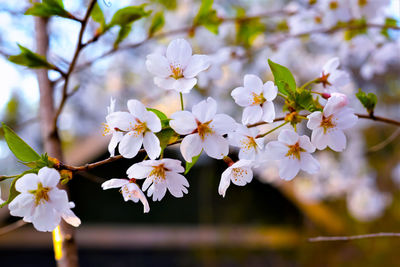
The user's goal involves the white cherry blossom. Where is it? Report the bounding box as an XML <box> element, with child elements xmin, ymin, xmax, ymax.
<box><xmin>318</xmin><ymin>0</ymin><xmax>352</xmax><ymax>27</ymax></box>
<box><xmin>318</xmin><ymin>57</ymin><xmax>350</xmax><ymax>92</ymax></box>
<box><xmin>169</xmin><ymin>97</ymin><xmax>236</xmax><ymax>162</ymax></box>
<box><xmin>8</xmin><ymin>167</ymin><xmax>81</xmax><ymax>232</ymax></box>
<box><xmin>127</xmin><ymin>159</ymin><xmax>189</xmax><ymax>201</ymax></box>
<box><xmin>350</xmin><ymin>0</ymin><xmax>390</xmax><ymax>20</ymax></box>
<box><xmin>218</xmin><ymin>160</ymin><xmax>253</xmax><ymax>197</ymax></box>
<box><xmin>265</xmin><ymin>129</ymin><xmax>320</xmax><ymax>180</ymax></box>
<box><xmin>146</xmin><ymin>38</ymin><xmax>210</xmax><ymax>93</ymax></box>
<box><xmin>231</xmin><ymin>74</ymin><xmax>278</xmax><ymax>125</ymax></box>
<box><xmin>228</xmin><ymin>124</ymin><xmax>263</xmax><ymax>161</ymax></box>
<box><xmin>307</xmin><ymin>93</ymin><xmax>358</xmax><ymax>152</ymax></box>
<box><xmin>101</xmin><ymin>178</ymin><xmax>150</xmax><ymax>213</ymax></box>
<box><xmin>106</xmin><ymin>99</ymin><xmax>162</xmax><ymax>160</ymax></box>
<box><xmin>103</xmin><ymin>98</ymin><xmax>124</xmax><ymax>157</ymax></box>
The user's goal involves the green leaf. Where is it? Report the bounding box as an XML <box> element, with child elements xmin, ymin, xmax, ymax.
<box><xmin>268</xmin><ymin>59</ymin><xmax>296</xmax><ymax>95</ymax></box>
<box><xmin>156</xmin><ymin>128</ymin><xmax>180</xmax><ymax>154</ymax></box>
<box><xmin>0</xmin><ymin>169</ymin><xmax>37</xmax><ymax>208</ymax></box>
<box><xmin>294</xmin><ymin>90</ymin><xmax>320</xmax><ymax>112</ymax></box>
<box><xmin>108</xmin><ymin>5</ymin><xmax>151</xmax><ymax>28</ymax></box>
<box><xmin>114</xmin><ymin>24</ymin><xmax>133</xmax><ymax>48</ymax></box>
<box><xmin>185</xmin><ymin>152</ymin><xmax>201</xmax><ymax>174</ymax></box>
<box><xmin>381</xmin><ymin>17</ymin><xmax>398</xmax><ymax>39</ymax></box>
<box><xmin>356</xmin><ymin>89</ymin><xmax>377</xmax><ymax>114</ymax></box>
<box><xmin>25</xmin><ymin>0</ymin><xmax>70</xmax><ymax>19</ymax></box>
<box><xmin>235</xmin><ymin>8</ymin><xmax>265</xmax><ymax>47</ymax></box>
<box><xmin>147</xmin><ymin>107</ymin><xmax>170</xmax><ymax>127</ymax></box>
<box><xmin>91</xmin><ymin>2</ymin><xmax>106</xmax><ymax>30</ymax></box>
<box><xmin>194</xmin><ymin>0</ymin><xmax>221</xmax><ymax>34</ymax></box>
<box><xmin>2</xmin><ymin>123</ymin><xmax>40</xmax><ymax>163</ymax></box>
<box><xmin>9</xmin><ymin>44</ymin><xmax>53</xmax><ymax>69</ymax></box>
<box><xmin>149</xmin><ymin>11</ymin><xmax>165</xmax><ymax>36</ymax></box>
<box><xmin>152</xmin><ymin>0</ymin><xmax>177</xmax><ymax>10</ymax></box>
<box><xmin>343</xmin><ymin>19</ymin><xmax>367</xmax><ymax>41</ymax></box>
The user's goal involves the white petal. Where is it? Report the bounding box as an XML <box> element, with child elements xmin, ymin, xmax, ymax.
<box><xmin>279</xmin><ymin>158</ymin><xmax>300</xmax><ymax>180</ymax></box>
<box><xmin>265</xmin><ymin>141</ymin><xmax>288</xmax><ymax>159</ymax></box>
<box><xmin>262</xmin><ymin>81</ymin><xmax>278</xmax><ymax>101</ymax></box>
<box><xmin>329</xmin><ymin>70</ymin><xmax>350</xmax><ymax>87</ymax></box>
<box><xmin>38</xmin><ymin>167</ymin><xmax>60</xmax><ymax>188</ymax></box>
<box><xmin>231</xmin><ymin>166</ymin><xmax>253</xmax><ymax>186</ymax></box>
<box><xmin>165</xmin><ymin>171</ymin><xmax>189</xmax><ymax>198</ymax></box>
<box><xmin>108</xmin><ymin>132</ymin><xmax>123</xmax><ymax>157</ymax></box>
<box><xmin>173</xmin><ymin>78</ymin><xmax>197</xmax><ymax>93</ymax></box>
<box><xmin>170</xmin><ymin>111</ymin><xmax>197</xmax><ymax>135</ymax></box>
<box><xmin>154</xmin><ymin>77</ymin><xmax>176</xmax><ymax>90</ymax></box>
<box><xmin>166</xmin><ymin>39</ymin><xmax>192</xmax><ymax>69</ymax></box>
<box><xmin>183</xmin><ymin>55</ymin><xmax>210</xmax><ymax>78</ymax></box>
<box><xmin>244</xmin><ymin>74</ymin><xmax>263</xmax><ymax>94</ymax></box>
<box><xmin>218</xmin><ymin>168</ymin><xmax>232</xmax><ymax>197</ymax></box>
<box><xmin>278</xmin><ymin>129</ymin><xmax>299</xmax><ymax>145</ymax></box>
<box><xmin>127</xmin><ymin>163</ymin><xmax>153</xmax><ymax>179</ymax></box>
<box><xmin>31</xmin><ymin>204</ymin><xmax>60</xmax><ymax>232</ymax></box>
<box><xmin>15</xmin><ymin>174</ymin><xmax>39</xmax><ymax>193</ymax></box>
<box><xmin>61</xmin><ymin>209</ymin><xmax>81</xmax><ymax>227</ymax></box>
<box><xmin>242</xmin><ymin>105</ymin><xmax>263</xmax><ymax>125</ymax></box>
<box><xmin>322</xmin><ymin>57</ymin><xmax>340</xmax><ymax>74</ymax></box>
<box><xmin>306</xmin><ymin>112</ymin><xmax>322</xmax><ymax>130</ymax></box>
<box><xmin>261</xmin><ymin>101</ymin><xmax>275</xmax><ymax>123</ymax></box>
<box><xmin>9</xmin><ymin>193</ymin><xmax>35</xmax><ymax>218</ymax></box>
<box><xmin>119</xmin><ymin>133</ymin><xmax>143</xmax><ymax>159</ymax></box>
<box><xmin>335</xmin><ymin>110</ymin><xmax>358</xmax><ymax>129</ymax></box>
<box><xmin>210</xmin><ymin>114</ymin><xmax>237</xmax><ymax>135</ymax></box>
<box><xmin>299</xmin><ymin>135</ymin><xmax>315</xmax><ymax>153</ymax></box>
<box><xmin>231</xmin><ymin>86</ymin><xmax>253</xmax><ymax>107</ymax></box>
<box><xmin>161</xmin><ymin>158</ymin><xmax>184</xmax><ymax>173</ymax></box>
<box><xmin>143</xmin><ymin>132</ymin><xmax>161</xmax><ymax>160</ymax></box>
<box><xmin>311</xmin><ymin>127</ymin><xmax>328</xmax><ymax>150</ymax></box>
<box><xmin>142</xmin><ymin>177</ymin><xmax>153</xmax><ymax>192</ymax></box>
<box><xmin>146</xmin><ymin>53</ymin><xmax>171</xmax><ymax>77</ymax></box>
<box><xmin>106</xmin><ymin>112</ymin><xmax>134</xmax><ymax>131</ymax></box>
<box><xmin>300</xmin><ymin>153</ymin><xmax>320</xmax><ymax>174</ymax></box>
<box><xmin>203</xmin><ymin>134</ymin><xmax>229</xmax><ymax>159</ymax></box>
<box><xmin>144</xmin><ymin>110</ymin><xmax>162</xmax><ymax>133</ymax></box>
<box><xmin>327</xmin><ymin>130</ymin><xmax>347</xmax><ymax>152</ymax></box>
<box><xmin>101</xmin><ymin>179</ymin><xmax>129</xmax><ymax>190</ymax></box>
<box><xmin>127</xmin><ymin>99</ymin><xmax>147</xmax><ymax>121</ymax></box>
<box><xmin>192</xmin><ymin>97</ymin><xmax>217</xmax><ymax>123</ymax></box>
<box><xmin>180</xmin><ymin>134</ymin><xmax>203</xmax><ymax>162</ymax></box>
<box><xmin>150</xmin><ymin>183</ymin><xmax>167</xmax><ymax>201</ymax></box>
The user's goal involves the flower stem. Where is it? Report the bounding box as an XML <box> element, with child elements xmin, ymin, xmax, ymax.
<box><xmin>300</xmin><ymin>78</ymin><xmax>319</xmax><ymax>90</ymax></box>
<box><xmin>257</xmin><ymin>121</ymin><xmax>289</xmax><ymax>138</ymax></box>
<box><xmin>180</xmin><ymin>92</ymin><xmax>184</xmax><ymax>110</ymax></box>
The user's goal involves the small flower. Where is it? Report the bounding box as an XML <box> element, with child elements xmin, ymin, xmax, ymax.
<box><xmin>318</xmin><ymin>0</ymin><xmax>352</xmax><ymax>27</ymax></box>
<box><xmin>318</xmin><ymin>57</ymin><xmax>350</xmax><ymax>92</ymax></box>
<box><xmin>231</xmin><ymin>74</ymin><xmax>278</xmax><ymax>125</ymax></box>
<box><xmin>106</xmin><ymin>99</ymin><xmax>162</xmax><ymax>159</ymax></box>
<box><xmin>307</xmin><ymin>93</ymin><xmax>358</xmax><ymax>152</ymax></box>
<box><xmin>228</xmin><ymin>124</ymin><xmax>263</xmax><ymax>160</ymax></box>
<box><xmin>350</xmin><ymin>0</ymin><xmax>390</xmax><ymax>20</ymax></box>
<box><xmin>169</xmin><ymin>97</ymin><xmax>236</xmax><ymax>162</ymax></box>
<box><xmin>146</xmin><ymin>38</ymin><xmax>210</xmax><ymax>93</ymax></box>
<box><xmin>127</xmin><ymin>159</ymin><xmax>189</xmax><ymax>201</ymax></box>
<box><xmin>218</xmin><ymin>160</ymin><xmax>253</xmax><ymax>197</ymax></box>
<box><xmin>103</xmin><ymin>98</ymin><xmax>124</xmax><ymax>157</ymax></box>
<box><xmin>265</xmin><ymin>130</ymin><xmax>320</xmax><ymax>180</ymax></box>
<box><xmin>101</xmin><ymin>178</ymin><xmax>150</xmax><ymax>213</ymax></box>
<box><xmin>8</xmin><ymin>167</ymin><xmax>81</xmax><ymax>232</ymax></box>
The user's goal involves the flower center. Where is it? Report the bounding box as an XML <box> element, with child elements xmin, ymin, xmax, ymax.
<box><xmin>319</xmin><ymin>72</ymin><xmax>331</xmax><ymax>88</ymax></box>
<box><xmin>251</xmin><ymin>92</ymin><xmax>266</xmax><ymax>105</ymax></box>
<box><xmin>149</xmin><ymin>165</ymin><xmax>166</xmax><ymax>184</ymax></box>
<box><xmin>102</xmin><ymin>123</ymin><xmax>111</xmax><ymax>136</ymax></box>
<box><xmin>358</xmin><ymin>0</ymin><xmax>367</xmax><ymax>7</ymax></box>
<box><xmin>314</xmin><ymin>15</ymin><xmax>322</xmax><ymax>24</ymax></box>
<box><xmin>29</xmin><ymin>182</ymin><xmax>50</xmax><ymax>206</ymax></box>
<box><xmin>329</xmin><ymin>1</ymin><xmax>338</xmax><ymax>10</ymax></box>
<box><xmin>129</xmin><ymin>120</ymin><xmax>148</xmax><ymax>136</ymax></box>
<box><xmin>320</xmin><ymin>115</ymin><xmax>336</xmax><ymax>133</ymax></box>
<box><xmin>231</xmin><ymin>168</ymin><xmax>249</xmax><ymax>182</ymax></box>
<box><xmin>240</xmin><ymin>136</ymin><xmax>258</xmax><ymax>151</ymax></box>
<box><xmin>285</xmin><ymin>142</ymin><xmax>305</xmax><ymax>160</ymax></box>
<box><xmin>197</xmin><ymin>121</ymin><xmax>214</xmax><ymax>140</ymax></box>
<box><xmin>170</xmin><ymin>65</ymin><xmax>183</xmax><ymax>79</ymax></box>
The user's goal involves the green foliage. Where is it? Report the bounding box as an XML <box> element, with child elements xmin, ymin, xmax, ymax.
<box><xmin>1</xmin><ymin>123</ymin><xmax>40</xmax><ymax>163</ymax></box>
<box><xmin>194</xmin><ymin>0</ymin><xmax>221</xmax><ymax>34</ymax></box>
<box><xmin>343</xmin><ymin>19</ymin><xmax>367</xmax><ymax>41</ymax></box>
<box><xmin>147</xmin><ymin>108</ymin><xmax>170</xmax><ymax>128</ymax></box>
<box><xmin>156</xmin><ymin>128</ymin><xmax>180</xmax><ymax>155</ymax></box>
<box><xmin>294</xmin><ymin>90</ymin><xmax>321</xmax><ymax>112</ymax></box>
<box><xmin>0</xmin><ymin>169</ymin><xmax>37</xmax><ymax>208</ymax></box>
<box><xmin>114</xmin><ymin>24</ymin><xmax>133</xmax><ymax>48</ymax></box>
<box><xmin>185</xmin><ymin>153</ymin><xmax>201</xmax><ymax>174</ymax></box>
<box><xmin>91</xmin><ymin>2</ymin><xmax>106</xmax><ymax>32</ymax></box>
<box><xmin>108</xmin><ymin>5</ymin><xmax>151</xmax><ymax>28</ymax></box>
<box><xmin>9</xmin><ymin>44</ymin><xmax>53</xmax><ymax>69</ymax></box>
<box><xmin>152</xmin><ymin>0</ymin><xmax>177</xmax><ymax>10</ymax></box>
<box><xmin>381</xmin><ymin>17</ymin><xmax>398</xmax><ymax>39</ymax></box>
<box><xmin>149</xmin><ymin>11</ymin><xmax>165</xmax><ymax>36</ymax></box>
<box><xmin>268</xmin><ymin>59</ymin><xmax>296</xmax><ymax>95</ymax></box>
<box><xmin>356</xmin><ymin>89</ymin><xmax>377</xmax><ymax>114</ymax></box>
<box><xmin>25</xmin><ymin>0</ymin><xmax>71</xmax><ymax>19</ymax></box>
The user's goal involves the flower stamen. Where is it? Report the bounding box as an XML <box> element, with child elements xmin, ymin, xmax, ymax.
<box><xmin>29</xmin><ymin>182</ymin><xmax>50</xmax><ymax>206</ymax></box>
<box><xmin>320</xmin><ymin>115</ymin><xmax>336</xmax><ymax>133</ymax></box>
<box><xmin>170</xmin><ymin>65</ymin><xmax>183</xmax><ymax>79</ymax></box>
<box><xmin>251</xmin><ymin>92</ymin><xmax>266</xmax><ymax>105</ymax></box>
<box><xmin>286</xmin><ymin>142</ymin><xmax>305</xmax><ymax>160</ymax></box>
<box><xmin>196</xmin><ymin>120</ymin><xmax>214</xmax><ymax>140</ymax></box>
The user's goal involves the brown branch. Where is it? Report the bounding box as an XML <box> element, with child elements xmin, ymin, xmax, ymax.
<box><xmin>51</xmin><ymin>0</ymin><xmax>97</xmax><ymax>133</ymax></box>
<box><xmin>368</xmin><ymin>128</ymin><xmax>400</xmax><ymax>152</ymax></box>
<box><xmin>0</xmin><ymin>220</ymin><xmax>27</xmax><ymax>236</ymax></box>
<box><xmin>357</xmin><ymin>114</ymin><xmax>400</xmax><ymax>127</ymax></box>
<box><xmin>309</xmin><ymin>232</ymin><xmax>400</xmax><ymax>242</ymax></box>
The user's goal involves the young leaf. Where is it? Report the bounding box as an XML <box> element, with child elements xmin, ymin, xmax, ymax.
<box><xmin>185</xmin><ymin>152</ymin><xmax>202</xmax><ymax>174</ymax></box>
<box><xmin>91</xmin><ymin>2</ymin><xmax>106</xmax><ymax>30</ymax></box>
<box><xmin>356</xmin><ymin>89</ymin><xmax>377</xmax><ymax>114</ymax></box>
<box><xmin>113</xmin><ymin>24</ymin><xmax>133</xmax><ymax>48</ymax></box>
<box><xmin>268</xmin><ymin>59</ymin><xmax>296</xmax><ymax>95</ymax></box>
<box><xmin>194</xmin><ymin>0</ymin><xmax>221</xmax><ymax>34</ymax></box>
<box><xmin>156</xmin><ymin>128</ymin><xmax>180</xmax><ymax>154</ymax></box>
<box><xmin>108</xmin><ymin>5</ymin><xmax>151</xmax><ymax>28</ymax></box>
<box><xmin>2</xmin><ymin>123</ymin><xmax>40</xmax><ymax>163</ymax></box>
<box><xmin>381</xmin><ymin>17</ymin><xmax>398</xmax><ymax>39</ymax></box>
<box><xmin>149</xmin><ymin>11</ymin><xmax>165</xmax><ymax>36</ymax></box>
<box><xmin>147</xmin><ymin>108</ymin><xmax>169</xmax><ymax>128</ymax></box>
<box><xmin>294</xmin><ymin>90</ymin><xmax>320</xmax><ymax>112</ymax></box>
<box><xmin>0</xmin><ymin>169</ymin><xmax>37</xmax><ymax>208</ymax></box>
<box><xmin>25</xmin><ymin>0</ymin><xmax>71</xmax><ymax>19</ymax></box>
<box><xmin>9</xmin><ymin>44</ymin><xmax>53</xmax><ymax>69</ymax></box>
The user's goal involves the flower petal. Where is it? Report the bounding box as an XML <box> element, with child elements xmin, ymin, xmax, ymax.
<box><xmin>306</xmin><ymin>111</ymin><xmax>322</xmax><ymax>130</ymax></box>
<box><xmin>261</xmin><ymin>101</ymin><xmax>275</xmax><ymax>123</ymax></box>
<box><xmin>231</xmin><ymin>86</ymin><xmax>253</xmax><ymax>107</ymax></box>
<box><xmin>242</xmin><ymin>105</ymin><xmax>263</xmax><ymax>125</ymax></box>
<box><xmin>279</xmin><ymin>158</ymin><xmax>300</xmax><ymax>180</ymax></box>
<box><xmin>311</xmin><ymin>127</ymin><xmax>328</xmax><ymax>150</ymax></box>
<box><xmin>322</xmin><ymin>57</ymin><xmax>340</xmax><ymax>74</ymax></box>
<box><xmin>218</xmin><ymin>168</ymin><xmax>232</xmax><ymax>197</ymax></box>
<box><xmin>170</xmin><ymin>111</ymin><xmax>197</xmax><ymax>135</ymax></box>
<box><xmin>161</xmin><ymin>158</ymin><xmax>185</xmax><ymax>173</ymax></box>
<box><xmin>231</xmin><ymin>166</ymin><xmax>253</xmax><ymax>186</ymax></box>
<box><xmin>262</xmin><ymin>81</ymin><xmax>278</xmax><ymax>101</ymax></box>
<box><xmin>300</xmin><ymin>153</ymin><xmax>320</xmax><ymax>174</ymax></box>
<box><xmin>203</xmin><ymin>134</ymin><xmax>229</xmax><ymax>159</ymax></box>
<box><xmin>278</xmin><ymin>129</ymin><xmax>299</xmax><ymax>145</ymax></box>
<box><xmin>38</xmin><ymin>167</ymin><xmax>60</xmax><ymax>188</ymax></box>
<box><xmin>183</xmin><ymin>55</ymin><xmax>210</xmax><ymax>78</ymax></box>
<box><xmin>108</xmin><ymin>132</ymin><xmax>123</xmax><ymax>157</ymax></box>
<box><xmin>192</xmin><ymin>97</ymin><xmax>217</xmax><ymax>123</ymax></box>
<box><xmin>144</xmin><ymin>111</ymin><xmax>162</xmax><ymax>133</ymax></box>
<box><xmin>327</xmin><ymin>129</ymin><xmax>347</xmax><ymax>152</ymax></box>
<box><xmin>61</xmin><ymin>208</ymin><xmax>81</xmax><ymax>227</ymax></box>
<box><xmin>106</xmin><ymin>112</ymin><xmax>134</xmax><ymax>131</ymax></box>
<box><xmin>127</xmin><ymin>163</ymin><xmax>153</xmax><ymax>179</ymax></box>
<box><xmin>119</xmin><ymin>133</ymin><xmax>143</xmax><ymax>159</ymax></box>
<box><xmin>210</xmin><ymin>114</ymin><xmax>237</xmax><ymax>135</ymax></box>
<box><xmin>180</xmin><ymin>134</ymin><xmax>203</xmax><ymax>162</ymax></box>
<box><xmin>15</xmin><ymin>174</ymin><xmax>39</xmax><ymax>193</ymax></box>
<box><xmin>244</xmin><ymin>74</ymin><xmax>263</xmax><ymax>94</ymax></box>
<box><xmin>166</xmin><ymin>39</ymin><xmax>192</xmax><ymax>69</ymax></box>
<box><xmin>146</xmin><ymin>53</ymin><xmax>171</xmax><ymax>77</ymax></box>
<box><xmin>165</xmin><ymin>171</ymin><xmax>189</xmax><ymax>198</ymax></box>
<box><xmin>127</xmin><ymin>99</ymin><xmax>147</xmax><ymax>121</ymax></box>
<box><xmin>143</xmin><ymin>132</ymin><xmax>161</xmax><ymax>160</ymax></box>
<box><xmin>299</xmin><ymin>135</ymin><xmax>315</xmax><ymax>153</ymax></box>
<box><xmin>173</xmin><ymin>78</ymin><xmax>197</xmax><ymax>93</ymax></box>
<box><xmin>265</xmin><ymin>141</ymin><xmax>288</xmax><ymax>159</ymax></box>
<box><xmin>101</xmin><ymin>179</ymin><xmax>129</xmax><ymax>190</ymax></box>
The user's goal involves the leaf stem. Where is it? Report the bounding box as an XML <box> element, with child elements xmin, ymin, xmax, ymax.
<box><xmin>257</xmin><ymin>121</ymin><xmax>289</xmax><ymax>138</ymax></box>
<box><xmin>299</xmin><ymin>78</ymin><xmax>319</xmax><ymax>90</ymax></box>
<box><xmin>180</xmin><ymin>92</ymin><xmax>184</xmax><ymax>110</ymax></box>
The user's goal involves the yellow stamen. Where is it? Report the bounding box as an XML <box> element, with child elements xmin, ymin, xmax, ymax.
<box><xmin>102</xmin><ymin>123</ymin><xmax>111</xmax><ymax>136</ymax></box>
<box><xmin>149</xmin><ymin>165</ymin><xmax>166</xmax><ymax>184</ymax></box>
<box><xmin>29</xmin><ymin>182</ymin><xmax>50</xmax><ymax>206</ymax></box>
<box><xmin>231</xmin><ymin>168</ymin><xmax>249</xmax><ymax>182</ymax></box>
<box><xmin>320</xmin><ymin>115</ymin><xmax>336</xmax><ymax>134</ymax></box>
<box><xmin>358</xmin><ymin>0</ymin><xmax>367</xmax><ymax>7</ymax></box>
<box><xmin>329</xmin><ymin>1</ymin><xmax>338</xmax><ymax>10</ymax></box>
<box><xmin>286</xmin><ymin>142</ymin><xmax>305</xmax><ymax>160</ymax></box>
<box><xmin>251</xmin><ymin>92</ymin><xmax>266</xmax><ymax>105</ymax></box>
<box><xmin>240</xmin><ymin>136</ymin><xmax>258</xmax><ymax>151</ymax></box>
<box><xmin>197</xmin><ymin>121</ymin><xmax>214</xmax><ymax>140</ymax></box>
<box><xmin>170</xmin><ymin>65</ymin><xmax>183</xmax><ymax>79</ymax></box>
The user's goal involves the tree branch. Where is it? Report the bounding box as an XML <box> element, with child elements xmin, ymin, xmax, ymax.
<box><xmin>0</xmin><ymin>220</ymin><xmax>27</xmax><ymax>236</ymax></box>
<box><xmin>309</xmin><ymin>232</ymin><xmax>400</xmax><ymax>242</ymax></box>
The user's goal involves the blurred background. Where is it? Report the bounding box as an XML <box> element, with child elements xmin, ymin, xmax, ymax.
<box><xmin>0</xmin><ymin>0</ymin><xmax>400</xmax><ymax>266</ymax></box>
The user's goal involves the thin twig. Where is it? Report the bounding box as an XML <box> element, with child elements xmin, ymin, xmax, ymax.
<box><xmin>0</xmin><ymin>220</ymin><xmax>27</xmax><ymax>236</ymax></box>
<box><xmin>51</xmin><ymin>0</ymin><xmax>97</xmax><ymax>133</ymax></box>
<box><xmin>368</xmin><ymin>128</ymin><xmax>400</xmax><ymax>152</ymax></box>
<box><xmin>309</xmin><ymin>232</ymin><xmax>400</xmax><ymax>242</ymax></box>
